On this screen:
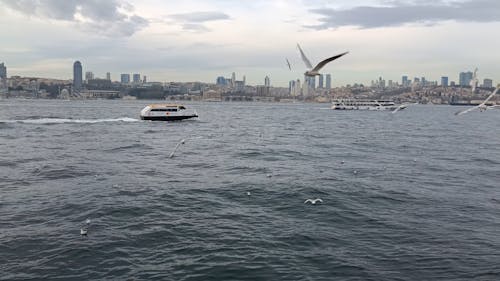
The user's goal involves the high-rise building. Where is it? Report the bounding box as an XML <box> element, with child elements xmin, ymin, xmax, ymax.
<box><xmin>216</xmin><ymin>76</ymin><xmax>226</xmax><ymax>85</ymax></box>
<box><xmin>133</xmin><ymin>73</ymin><xmax>141</xmax><ymax>83</ymax></box>
<box><xmin>402</xmin><ymin>75</ymin><xmax>408</xmax><ymax>87</ymax></box>
<box><xmin>318</xmin><ymin>74</ymin><xmax>324</xmax><ymax>88</ymax></box>
<box><xmin>231</xmin><ymin>72</ymin><xmax>236</xmax><ymax>88</ymax></box>
<box><xmin>325</xmin><ymin>74</ymin><xmax>331</xmax><ymax>89</ymax></box>
<box><xmin>304</xmin><ymin>76</ymin><xmax>315</xmax><ymax>89</ymax></box>
<box><xmin>106</xmin><ymin>72</ymin><xmax>111</xmax><ymax>81</ymax></box>
<box><xmin>459</xmin><ymin>71</ymin><xmax>473</xmax><ymax>86</ymax></box>
<box><xmin>73</xmin><ymin>61</ymin><xmax>83</xmax><ymax>91</ymax></box>
<box><xmin>0</xmin><ymin>62</ymin><xmax>7</xmax><ymax>79</ymax></box>
<box><xmin>85</xmin><ymin>71</ymin><xmax>94</xmax><ymax>81</ymax></box>
<box><xmin>264</xmin><ymin>75</ymin><xmax>270</xmax><ymax>87</ymax></box>
<box><xmin>121</xmin><ymin>74</ymin><xmax>130</xmax><ymax>84</ymax></box>
<box><xmin>143</xmin><ymin>76</ymin><xmax>147</xmax><ymax>83</ymax></box>
<box><xmin>441</xmin><ymin>76</ymin><xmax>449</xmax><ymax>87</ymax></box>
<box><xmin>483</xmin><ymin>79</ymin><xmax>493</xmax><ymax>88</ymax></box>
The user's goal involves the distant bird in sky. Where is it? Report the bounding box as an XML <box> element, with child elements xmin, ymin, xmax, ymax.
<box><xmin>455</xmin><ymin>86</ymin><xmax>499</xmax><ymax>116</ymax></box>
<box><xmin>470</xmin><ymin>68</ymin><xmax>479</xmax><ymax>93</ymax></box>
<box><xmin>169</xmin><ymin>138</ymin><xmax>186</xmax><ymax>158</ymax></box>
<box><xmin>304</xmin><ymin>198</ymin><xmax>323</xmax><ymax>205</ymax></box>
<box><xmin>286</xmin><ymin>58</ymin><xmax>292</xmax><ymax>70</ymax></box>
<box><xmin>297</xmin><ymin>43</ymin><xmax>348</xmax><ymax>77</ymax></box>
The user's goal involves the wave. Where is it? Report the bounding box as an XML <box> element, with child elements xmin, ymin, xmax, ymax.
<box><xmin>0</xmin><ymin>117</ymin><xmax>140</xmax><ymax>124</ymax></box>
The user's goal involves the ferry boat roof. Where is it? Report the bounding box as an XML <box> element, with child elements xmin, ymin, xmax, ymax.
<box><xmin>147</xmin><ymin>104</ymin><xmax>186</xmax><ymax>108</ymax></box>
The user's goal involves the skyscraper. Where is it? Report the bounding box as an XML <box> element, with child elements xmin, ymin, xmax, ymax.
<box><xmin>264</xmin><ymin>75</ymin><xmax>270</xmax><ymax>87</ymax></box>
<box><xmin>106</xmin><ymin>72</ymin><xmax>111</xmax><ymax>81</ymax></box>
<box><xmin>133</xmin><ymin>74</ymin><xmax>141</xmax><ymax>83</ymax></box>
<box><xmin>121</xmin><ymin>74</ymin><xmax>130</xmax><ymax>84</ymax></box>
<box><xmin>216</xmin><ymin>76</ymin><xmax>226</xmax><ymax>85</ymax></box>
<box><xmin>441</xmin><ymin>77</ymin><xmax>449</xmax><ymax>87</ymax></box>
<box><xmin>0</xmin><ymin>63</ymin><xmax>7</xmax><ymax>79</ymax></box>
<box><xmin>483</xmin><ymin>79</ymin><xmax>493</xmax><ymax>88</ymax></box>
<box><xmin>143</xmin><ymin>76</ymin><xmax>147</xmax><ymax>83</ymax></box>
<box><xmin>73</xmin><ymin>61</ymin><xmax>83</xmax><ymax>91</ymax></box>
<box><xmin>459</xmin><ymin>71</ymin><xmax>473</xmax><ymax>86</ymax></box>
<box><xmin>318</xmin><ymin>74</ymin><xmax>324</xmax><ymax>88</ymax></box>
<box><xmin>402</xmin><ymin>75</ymin><xmax>408</xmax><ymax>87</ymax></box>
<box><xmin>231</xmin><ymin>72</ymin><xmax>236</xmax><ymax>88</ymax></box>
<box><xmin>325</xmin><ymin>74</ymin><xmax>331</xmax><ymax>89</ymax></box>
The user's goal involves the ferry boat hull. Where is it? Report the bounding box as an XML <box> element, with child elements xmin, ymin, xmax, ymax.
<box><xmin>140</xmin><ymin>115</ymin><xmax>198</xmax><ymax>121</ymax></box>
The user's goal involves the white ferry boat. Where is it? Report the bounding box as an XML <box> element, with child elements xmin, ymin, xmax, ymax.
<box><xmin>331</xmin><ymin>99</ymin><xmax>406</xmax><ymax>111</ymax></box>
<box><xmin>140</xmin><ymin>104</ymin><xmax>198</xmax><ymax>121</ymax></box>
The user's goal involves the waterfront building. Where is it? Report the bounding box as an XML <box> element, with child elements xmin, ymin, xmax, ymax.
<box><xmin>106</xmin><ymin>72</ymin><xmax>111</xmax><ymax>81</ymax></box>
<box><xmin>143</xmin><ymin>76</ymin><xmax>147</xmax><ymax>83</ymax></box>
<box><xmin>73</xmin><ymin>61</ymin><xmax>83</xmax><ymax>92</ymax></box>
<box><xmin>121</xmin><ymin>74</ymin><xmax>130</xmax><ymax>84</ymax></box>
<box><xmin>133</xmin><ymin>73</ymin><xmax>141</xmax><ymax>83</ymax></box>
<box><xmin>231</xmin><ymin>72</ymin><xmax>236</xmax><ymax>88</ymax></box>
<box><xmin>325</xmin><ymin>74</ymin><xmax>331</xmax><ymax>89</ymax></box>
<box><xmin>441</xmin><ymin>76</ymin><xmax>449</xmax><ymax>87</ymax></box>
<box><xmin>0</xmin><ymin>62</ymin><xmax>6</xmax><ymax>79</ymax></box>
<box><xmin>85</xmin><ymin>71</ymin><xmax>94</xmax><ymax>81</ymax></box>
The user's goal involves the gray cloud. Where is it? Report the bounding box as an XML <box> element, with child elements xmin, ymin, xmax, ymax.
<box><xmin>0</xmin><ymin>0</ymin><xmax>148</xmax><ymax>37</ymax></box>
<box><xmin>307</xmin><ymin>0</ymin><xmax>500</xmax><ymax>29</ymax></box>
<box><xmin>168</xmin><ymin>11</ymin><xmax>230</xmax><ymax>32</ymax></box>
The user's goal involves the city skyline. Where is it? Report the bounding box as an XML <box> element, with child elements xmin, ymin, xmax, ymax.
<box><xmin>1</xmin><ymin>0</ymin><xmax>500</xmax><ymax>87</ymax></box>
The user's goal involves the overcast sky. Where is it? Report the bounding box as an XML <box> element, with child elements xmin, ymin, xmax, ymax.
<box><xmin>1</xmin><ymin>0</ymin><xmax>499</xmax><ymax>87</ymax></box>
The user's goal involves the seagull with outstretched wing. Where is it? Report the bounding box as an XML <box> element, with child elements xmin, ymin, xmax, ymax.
<box><xmin>455</xmin><ymin>87</ymin><xmax>499</xmax><ymax>116</ymax></box>
<box><xmin>297</xmin><ymin>43</ymin><xmax>348</xmax><ymax>77</ymax></box>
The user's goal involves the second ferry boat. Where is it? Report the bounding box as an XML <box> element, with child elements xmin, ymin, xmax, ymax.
<box><xmin>331</xmin><ymin>99</ymin><xmax>407</xmax><ymax>111</ymax></box>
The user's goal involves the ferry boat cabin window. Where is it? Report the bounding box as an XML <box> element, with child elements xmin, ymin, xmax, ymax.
<box><xmin>151</xmin><ymin>108</ymin><xmax>178</xmax><ymax>112</ymax></box>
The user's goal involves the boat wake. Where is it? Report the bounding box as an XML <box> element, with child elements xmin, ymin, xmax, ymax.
<box><xmin>0</xmin><ymin>117</ymin><xmax>140</xmax><ymax>124</ymax></box>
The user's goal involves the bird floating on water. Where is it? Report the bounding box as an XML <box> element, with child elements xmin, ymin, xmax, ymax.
<box><xmin>80</xmin><ymin>218</ymin><xmax>91</xmax><ymax>236</ymax></box>
<box><xmin>297</xmin><ymin>43</ymin><xmax>348</xmax><ymax>77</ymax></box>
<box><xmin>304</xmin><ymin>198</ymin><xmax>323</xmax><ymax>205</ymax></box>
<box><xmin>455</xmin><ymin>86</ymin><xmax>499</xmax><ymax>116</ymax></box>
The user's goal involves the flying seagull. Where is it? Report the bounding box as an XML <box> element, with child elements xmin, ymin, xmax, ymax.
<box><xmin>169</xmin><ymin>139</ymin><xmax>186</xmax><ymax>158</ymax></box>
<box><xmin>297</xmin><ymin>43</ymin><xmax>348</xmax><ymax>77</ymax></box>
<box><xmin>304</xmin><ymin>198</ymin><xmax>323</xmax><ymax>205</ymax></box>
<box><xmin>455</xmin><ymin>86</ymin><xmax>499</xmax><ymax>116</ymax></box>
<box><xmin>286</xmin><ymin>58</ymin><xmax>291</xmax><ymax>70</ymax></box>
<box><xmin>391</xmin><ymin>102</ymin><xmax>417</xmax><ymax>114</ymax></box>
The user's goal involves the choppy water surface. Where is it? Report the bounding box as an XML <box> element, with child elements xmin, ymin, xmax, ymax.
<box><xmin>1</xmin><ymin>99</ymin><xmax>499</xmax><ymax>280</ymax></box>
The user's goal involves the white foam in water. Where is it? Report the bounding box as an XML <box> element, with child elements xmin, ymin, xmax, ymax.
<box><xmin>1</xmin><ymin>117</ymin><xmax>140</xmax><ymax>124</ymax></box>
